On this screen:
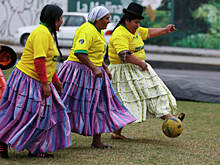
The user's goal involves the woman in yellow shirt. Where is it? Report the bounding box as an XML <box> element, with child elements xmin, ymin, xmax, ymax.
<box><xmin>108</xmin><ymin>2</ymin><xmax>185</xmax><ymax>139</ymax></box>
<box><xmin>0</xmin><ymin>4</ymin><xmax>72</xmax><ymax>158</ymax></box>
<box><xmin>58</xmin><ymin>6</ymin><xmax>135</xmax><ymax>149</ymax></box>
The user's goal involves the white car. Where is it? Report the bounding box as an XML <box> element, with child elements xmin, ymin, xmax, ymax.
<box><xmin>103</xmin><ymin>22</ymin><xmax>116</xmax><ymax>44</ymax></box>
<box><xmin>14</xmin><ymin>12</ymin><xmax>115</xmax><ymax>47</ymax></box>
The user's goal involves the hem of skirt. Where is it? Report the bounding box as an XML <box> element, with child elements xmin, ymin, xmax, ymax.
<box><xmin>2</xmin><ymin>120</ymin><xmax>72</xmax><ymax>153</ymax></box>
<box><xmin>4</xmin><ymin>137</ymin><xmax>72</xmax><ymax>154</ymax></box>
<box><xmin>132</xmin><ymin>111</ymin><xmax>173</xmax><ymax>123</ymax></box>
<box><xmin>71</xmin><ymin>120</ymin><xmax>135</xmax><ymax>136</ymax></box>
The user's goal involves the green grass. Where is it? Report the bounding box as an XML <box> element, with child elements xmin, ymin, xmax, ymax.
<box><xmin>1</xmin><ymin>68</ymin><xmax>220</xmax><ymax>164</ymax></box>
<box><xmin>0</xmin><ymin>101</ymin><xmax>219</xmax><ymax>165</ymax></box>
<box><xmin>2</xmin><ymin>68</ymin><xmax>13</xmax><ymax>81</ymax></box>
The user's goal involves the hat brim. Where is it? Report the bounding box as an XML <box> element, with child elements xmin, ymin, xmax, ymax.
<box><xmin>0</xmin><ymin>45</ymin><xmax>17</xmax><ymax>70</ymax></box>
<box><xmin>123</xmin><ymin>9</ymin><xmax>144</xmax><ymax>19</ymax></box>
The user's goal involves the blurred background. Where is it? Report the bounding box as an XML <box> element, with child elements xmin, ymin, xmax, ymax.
<box><xmin>141</xmin><ymin>0</ymin><xmax>220</xmax><ymax>49</ymax></box>
<box><xmin>0</xmin><ymin>0</ymin><xmax>219</xmax><ymax>49</ymax></box>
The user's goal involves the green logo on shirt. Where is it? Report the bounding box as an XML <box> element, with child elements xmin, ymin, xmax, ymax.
<box><xmin>134</xmin><ymin>45</ymin><xmax>144</xmax><ymax>52</ymax></box>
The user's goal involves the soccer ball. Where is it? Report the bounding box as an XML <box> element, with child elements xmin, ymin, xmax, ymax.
<box><xmin>162</xmin><ymin>117</ymin><xmax>183</xmax><ymax>138</ymax></box>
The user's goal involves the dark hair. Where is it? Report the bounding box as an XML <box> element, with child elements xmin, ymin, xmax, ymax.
<box><xmin>113</xmin><ymin>13</ymin><xmax>137</xmax><ymax>32</ymax></box>
<box><xmin>40</xmin><ymin>4</ymin><xmax>63</xmax><ymax>62</ymax></box>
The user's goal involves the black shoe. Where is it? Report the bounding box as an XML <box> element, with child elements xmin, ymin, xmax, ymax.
<box><xmin>28</xmin><ymin>152</ymin><xmax>54</xmax><ymax>158</ymax></box>
<box><xmin>178</xmin><ymin>113</ymin><xmax>185</xmax><ymax>121</ymax></box>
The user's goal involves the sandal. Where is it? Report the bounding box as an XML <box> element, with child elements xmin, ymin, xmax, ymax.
<box><xmin>28</xmin><ymin>152</ymin><xmax>54</xmax><ymax>158</ymax></box>
<box><xmin>178</xmin><ymin>113</ymin><xmax>185</xmax><ymax>121</ymax></box>
<box><xmin>91</xmin><ymin>144</ymin><xmax>112</xmax><ymax>149</ymax></box>
<box><xmin>0</xmin><ymin>142</ymin><xmax>8</xmax><ymax>159</ymax></box>
<box><xmin>110</xmin><ymin>133</ymin><xmax>127</xmax><ymax>140</ymax></box>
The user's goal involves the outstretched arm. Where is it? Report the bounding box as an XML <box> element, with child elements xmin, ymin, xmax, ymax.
<box><xmin>148</xmin><ymin>24</ymin><xmax>176</xmax><ymax>38</ymax></box>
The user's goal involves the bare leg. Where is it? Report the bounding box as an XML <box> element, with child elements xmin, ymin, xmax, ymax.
<box><xmin>113</xmin><ymin>128</ymin><xmax>123</xmax><ymax>135</ymax></box>
<box><xmin>92</xmin><ymin>134</ymin><xmax>112</xmax><ymax>149</ymax></box>
<box><xmin>160</xmin><ymin>114</ymin><xmax>173</xmax><ymax>120</ymax></box>
<box><xmin>111</xmin><ymin>127</ymin><xmax>127</xmax><ymax>139</ymax></box>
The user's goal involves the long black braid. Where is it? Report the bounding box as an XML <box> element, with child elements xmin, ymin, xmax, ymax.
<box><xmin>40</xmin><ymin>4</ymin><xmax>64</xmax><ymax>62</ymax></box>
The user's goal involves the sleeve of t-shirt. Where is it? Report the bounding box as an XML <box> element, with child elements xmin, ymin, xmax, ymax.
<box><xmin>137</xmin><ymin>27</ymin><xmax>149</xmax><ymax>40</ymax></box>
<box><xmin>32</xmin><ymin>30</ymin><xmax>49</xmax><ymax>59</ymax></box>
<box><xmin>74</xmin><ymin>30</ymin><xmax>92</xmax><ymax>55</ymax></box>
<box><xmin>112</xmin><ymin>33</ymin><xmax>130</xmax><ymax>54</ymax></box>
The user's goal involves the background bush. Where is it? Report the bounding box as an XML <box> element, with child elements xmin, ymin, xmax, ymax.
<box><xmin>142</xmin><ymin>0</ymin><xmax>220</xmax><ymax>49</ymax></box>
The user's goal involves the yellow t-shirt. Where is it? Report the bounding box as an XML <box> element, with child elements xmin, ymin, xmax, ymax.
<box><xmin>67</xmin><ymin>22</ymin><xmax>107</xmax><ymax>66</ymax></box>
<box><xmin>16</xmin><ymin>24</ymin><xmax>58</xmax><ymax>83</ymax></box>
<box><xmin>108</xmin><ymin>25</ymin><xmax>148</xmax><ymax>64</ymax></box>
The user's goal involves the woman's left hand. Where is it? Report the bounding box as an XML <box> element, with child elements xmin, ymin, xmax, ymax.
<box><xmin>139</xmin><ymin>61</ymin><xmax>148</xmax><ymax>71</ymax></box>
<box><xmin>166</xmin><ymin>24</ymin><xmax>176</xmax><ymax>33</ymax></box>
<box><xmin>54</xmin><ymin>81</ymin><xmax>63</xmax><ymax>95</ymax></box>
<box><xmin>42</xmin><ymin>82</ymin><xmax>51</xmax><ymax>97</ymax></box>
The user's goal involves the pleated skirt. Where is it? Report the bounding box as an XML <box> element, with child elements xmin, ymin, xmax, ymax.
<box><xmin>0</xmin><ymin>69</ymin><xmax>6</xmax><ymax>99</ymax></box>
<box><xmin>108</xmin><ymin>63</ymin><xmax>177</xmax><ymax>122</ymax></box>
<box><xmin>0</xmin><ymin>68</ymin><xmax>72</xmax><ymax>154</ymax></box>
<box><xmin>58</xmin><ymin>61</ymin><xmax>136</xmax><ymax>136</ymax></box>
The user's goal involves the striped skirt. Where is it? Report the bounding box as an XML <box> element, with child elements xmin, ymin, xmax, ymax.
<box><xmin>0</xmin><ymin>68</ymin><xmax>72</xmax><ymax>154</ymax></box>
<box><xmin>108</xmin><ymin>63</ymin><xmax>177</xmax><ymax>122</ymax></box>
<box><xmin>0</xmin><ymin>69</ymin><xmax>6</xmax><ymax>100</ymax></box>
<box><xmin>58</xmin><ymin>61</ymin><xmax>136</xmax><ymax>136</ymax></box>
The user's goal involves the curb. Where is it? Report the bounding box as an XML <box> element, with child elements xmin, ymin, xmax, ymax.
<box><xmin>148</xmin><ymin>60</ymin><xmax>220</xmax><ymax>71</ymax></box>
<box><xmin>145</xmin><ymin>45</ymin><xmax>220</xmax><ymax>58</ymax></box>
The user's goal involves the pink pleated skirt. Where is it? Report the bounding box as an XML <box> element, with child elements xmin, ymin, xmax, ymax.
<box><xmin>0</xmin><ymin>68</ymin><xmax>72</xmax><ymax>154</ymax></box>
<box><xmin>58</xmin><ymin>61</ymin><xmax>136</xmax><ymax>136</ymax></box>
<box><xmin>0</xmin><ymin>69</ymin><xmax>6</xmax><ymax>100</ymax></box>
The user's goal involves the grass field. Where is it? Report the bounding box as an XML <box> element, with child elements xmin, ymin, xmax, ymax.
<box><xmin>1</xmin><ymin>69</ymin><xmax>220</xmax><ymax>164</ymax></box>
<box><xmin>0</xmin><ymin>101</ymin><xmax>219</xmax><ymax>165</ymax></box>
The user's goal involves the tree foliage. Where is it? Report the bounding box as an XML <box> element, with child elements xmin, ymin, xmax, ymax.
<box><xmin>193</xmin><ymin>3</ymin><xmax>220</xmax><ymax>35</ymax></box>
<box><xmin>158</xmin><ymin>0</ymin><xmax>210</xmax><ymax>33</ymax></box>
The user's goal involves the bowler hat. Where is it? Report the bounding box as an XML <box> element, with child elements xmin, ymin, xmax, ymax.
<box><xmin>123</xmin><ymin>2</ymin><xmax>144</xmax><ymax>19</ymax></box>
<box><xmin>0</xmin><ymin>45</ymin><xmax>17</xmax><ymax>70</ymax></box>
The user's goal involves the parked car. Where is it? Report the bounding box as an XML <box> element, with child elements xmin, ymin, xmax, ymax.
<box><xmin>103</xmin><ymin>22</ymin><xmax>116</xmax><ymax>44</ymax></box>
<box><xmin>14</xmin><ymin>12</ymin><xmax>115</xmax><ymax>47</ymax></box>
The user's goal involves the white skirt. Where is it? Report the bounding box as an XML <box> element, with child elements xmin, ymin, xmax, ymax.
<box><xmin>109</xmin><ymin>63</ymin><xmax>177</xmax><ymax>122</ymax></box>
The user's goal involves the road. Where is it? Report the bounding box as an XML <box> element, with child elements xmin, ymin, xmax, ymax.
<box><xmin>156</xmin><ymin>68</ymin><xmax>220</xmax><ymax>103</ymax></box>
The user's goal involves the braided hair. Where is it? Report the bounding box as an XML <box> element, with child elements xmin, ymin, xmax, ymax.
<box><xmin>40</xmin><ymin>4</ymin><xmax>64</xmax><ymax>62</ymax></box>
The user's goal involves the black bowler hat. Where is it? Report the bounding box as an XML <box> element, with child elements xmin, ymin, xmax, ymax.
<box><xmin>123</xmin><ymin>2</ymin><xmax>144</xmax><ymax>19</ymax></box>
<box><xmin>0</xmin><ymin>45</ymin><xmax>17</xmax><ymax>70</ymax></box>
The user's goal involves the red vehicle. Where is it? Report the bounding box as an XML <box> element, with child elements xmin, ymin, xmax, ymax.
<box><xmin>0</xmin><ymin>45</ymin><xmax>17</xmax><ymax>99</ymax></box>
